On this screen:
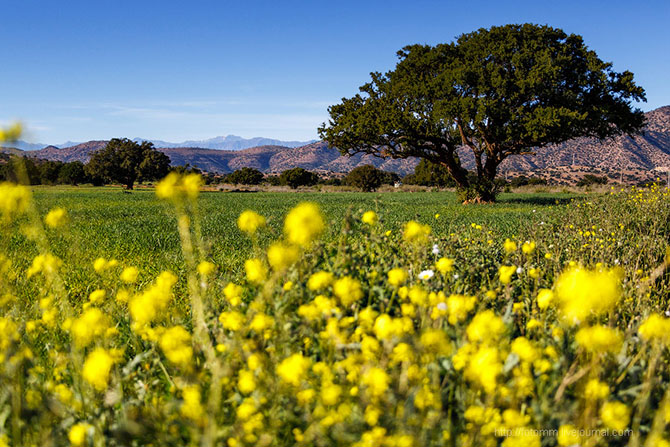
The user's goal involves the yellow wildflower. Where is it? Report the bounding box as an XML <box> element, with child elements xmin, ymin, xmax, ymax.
<box><xmin>284</xmin><ymin>202</ymin><xmax>324</xmax><ymax>247</ymax></box>
<box><xmin>82</xmin><ymin>348</ymin><xmax>118</xmax><ymax>391</ymax></box>
<box><xmin>575</xmin><ymin>325</ymin><xmax>623</xmax><ymax>354</ymax></box>
<box><xmin>45</xmin><ymin>207</ymin><xmax>68</xmax><ymax>228</ymax></box>
<box><xmin>237</xmin><ymin>210</ymin><xmax>266</xmax><ymax>235</ymax></box>
<box><xmin>159</xmin><ymin>326</ymin><xmax>193</xmax><ymax>366</ymax></box>
<box><xmin>333</xmin><ymin>276</ymin><xmax>363</xmax><ymax>306</ymax></box>
<box><xmin>245</xmin><ymin>258</ymin><xmax>267</xmax><ymax>284</ymax></box>
<box><xmin>362</xmin><ymin>210</ymin><xmax>378</xmax><ymax>225</ymax></box>
<box><xmin>403</xmin><ymin>221</ymin><xmax>431</xmax><ymax>245</ymax></box>
<box><xmin>68</xmin><ymin>423</ymin><xmax>91</xmax><ymax>447</ymax></box>
<box><xmin>499</xmin><ymin>265</ymin><xmax>516</xmax><ymax>285</ymax></box>
<box><xmin>267</xmin><ymin>242</ymin><xmax>300</xmax><ymax>271</ymax></box>
<box><xmin>307</xmin><ymin>271</ymin><xmax>334</xmax><ymax>291</ymax></box>
<box><xmin>555</xmin><ymin>266</ymin><xmax>621</xmax><ymax>324</ymax></box>
<box><xmin>120</xmin><ymin>266</ymin><xmax>139</xmax><ymax>283</ymax></box>
<box><xmin>387</xmin><ymin>268</ymin><xmax>408</xmax><ymax>287</ymax></box>
<box><xmin>600</xmin><ymin>401</ymin><xmax>630</xmax><ymax>431</ymax></box>
<box><xmin>503</xmin><ymin>238</ymin><xmax>517</xmax><ymax>253</ymax></box>
<box><xmin>435</xmin><ymin>257</ymin><xmax>454</xmax><ymax>274</ymax></box>
<box><xmin>277</xmin><ymin>353</ymin><xmax>311</xmax><ymax>386</ymax></box>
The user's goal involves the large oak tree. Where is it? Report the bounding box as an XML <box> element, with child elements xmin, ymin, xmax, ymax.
<box><xmin>86</xmin><ymin>138</ymin><xmax>171</xmax><ymax>189</ymax></box>
<box><xmin>318</xmin><ymin>24</ymin><xmax>646</xmax><ymax>202</ymax></box>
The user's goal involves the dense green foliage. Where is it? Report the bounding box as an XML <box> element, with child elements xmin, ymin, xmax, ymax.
<box><xmin>319</xmin><ymin>23</ymin><xmax>646</xmax><ymax>202</ymax></box>
<box><xmin>344</xmin><ymin>165</ymin><xmax>397</xmax><ymax>191</ymax></box>
<box><xmin>86</xmin><ymin>138</ymin><xmax>171</xmax><ymax>189</ymax></box>
<box><xmin>1</xmin><ymin>156</ymin><xmax>89</xmax><ymax>186</ymax></box>
<box><xmin>225</xmin><ymin>167</ymin><xmax>265</xmax><ymax>185</ymax></box>
<box><xmin>279</xmin><ymin>167</ymin><xmax>319</xmax><ymax>188</ymax></box>
<box><xmin>403</xmin><ymin>159</ymin><xmax>457</xmax><ymax>187</ymax></box>
<box><xmin>577</xmin><ymin>174</ymin><xmax>609</xmax><ymax>187</ymax></box>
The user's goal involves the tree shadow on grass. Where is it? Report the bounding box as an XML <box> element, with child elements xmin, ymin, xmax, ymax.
<box><xmin>498</xmin><ymin>195</ymin><xmax>579</xmax><ymax>206</ymax></box>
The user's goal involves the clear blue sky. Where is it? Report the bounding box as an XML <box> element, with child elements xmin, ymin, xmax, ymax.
<box><xmin>1</xmin><ymin>0</ymin><xmax>668</xmax><ymax>144</ymax></box>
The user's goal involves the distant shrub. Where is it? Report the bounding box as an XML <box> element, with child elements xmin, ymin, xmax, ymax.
<box><xmin>577</xmin><ymin>174</ymin><xmax>608</xmax><ymax>187</ymax></box>
<box><xmin>279</xmin><ymin>168</ymin><xmax>319</xmax><ymax>188</ymax></box>
<box><xmin>510</xmin><ymin>176</ymin><xmax>548</xmax><ymax>187</ymax></box>
<box><xmin>226</xmin><ymin>167</ymin><xmax>264</xmax><ymax>185</ymax></box>
<box><xmin>265</xmin><ymin>175</ymin><xmax>282</xmax><ymax>186</ymax></box>
<box><xmin>344</xmin><ymin>165</ymin><xmax>390</xmax><ymax>192</ymax></box>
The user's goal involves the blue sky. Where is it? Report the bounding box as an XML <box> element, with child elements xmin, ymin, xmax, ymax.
<box><xmin>1</xmin><ymin>0</ymin><xmax>668</xmax><ymax>144</ymax></box>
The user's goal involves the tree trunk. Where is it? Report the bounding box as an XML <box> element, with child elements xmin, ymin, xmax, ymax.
<box><xmin>125</xmin><ymin>182</ymin><xmax>134</xmax><ymax>190</ymax></box>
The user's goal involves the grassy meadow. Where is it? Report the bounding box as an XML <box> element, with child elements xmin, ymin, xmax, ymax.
<box><xmin>13</xmin><ymin>187</ymin><xmax>576</xmax><ymax>302</ymax></box>
<box><xmin>1</xmin><ymin>178</ymin><xmax>670</xmax><ymax>447</ymax></box>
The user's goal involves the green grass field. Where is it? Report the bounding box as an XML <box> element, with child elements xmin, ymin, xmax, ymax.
<box><xmin>13</xmin><ymin>187</ymin><xmax>579</xmax><ymax>294</ymax></box>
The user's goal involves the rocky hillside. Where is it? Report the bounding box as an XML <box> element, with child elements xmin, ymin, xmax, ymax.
<box><xmin>492</xmin><ymin>106</ymin><xmax>670</xmax><ymax>172</ymax></box>
<box><xmin>25</xmin><ymin>106</ymin><xmax>670</xmax><ymax>178</ymax></box>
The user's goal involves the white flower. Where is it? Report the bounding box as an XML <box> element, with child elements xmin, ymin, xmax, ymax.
<box><xmin>516</xmin><ymin>267</ymin><xmax>524</xmax><ymax>274</ymax></box>
<box><xmin>436</xmin><ymin>302</ymin><xmax>447</xmax><ymax>311</ymax></box>
<box><xmin>418</xmin><ymin>269</ymin><xmax>434</xmax><ymax>280</ymax></box>
<box><xmin>432</xmin><ymin>244</ymin><xmax>440</xmax><ymax>255</ymax></box>
<box><xmin>453</xmin><ymin>273</ymin><xmax>459</xmax><ymax>280</ymax></box>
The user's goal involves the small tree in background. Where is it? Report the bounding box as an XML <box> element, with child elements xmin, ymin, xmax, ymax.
<box><xmin>403</xmin><ymin>159</ymin><xmax>456</xmax><ymax>187</ymax></box>
<box><xmin>577</xmin><ymin>174</ymin><xmax>608</xmax><ymax>187</ymax></box>
<box><xmin>226</xmin><ymin>167</ymin><xmax>264</xmax><ymax>185</ymax></box>
<box><xmin>86</xmin><ymin>138</ymin><xmax>171</xmax><ymax>189</ymax></box>
<box><xmin>280</xmin><ymin>168</ymin><xmax>319</xmax><ymax>189</ymax></box>
<box><xmin>344</xmin><ymin>165</ymin><xmax>387</xmax><ymax>191</ymax></box>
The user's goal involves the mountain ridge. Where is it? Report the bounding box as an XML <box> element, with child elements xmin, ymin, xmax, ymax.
<box><xmin>19</xmin><ymin>105</ymin><xmax>670</xmax><ymax>180</ymax></box>
<box><xmin>11</xmin><ymin>135</ymin><xmax>316</xmax><ymax>152</ymax></box>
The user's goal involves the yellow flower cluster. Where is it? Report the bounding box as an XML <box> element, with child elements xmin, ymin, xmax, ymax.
<box><xmin>155</xmin><ymin>172</ymin><xmax>202</xmax><ymax>200</ymax></box>
<box><xmin>403</xmin><ymin>220</ymin><xmax>431</xmax><ymax>245</ymax></box>
<box><xmin>237</xmin><ymin>210</ymin><xmax>266</xmax><ymax>235</ymax></box>
<box><xmin>554</xmin><ymin>266</ymin><xmax>621</xmax><ymax>324</ymax></box>
<box><xmin>129</xmin><ymin>271</ymin><xmax>178</xmax><ymax>327</ymax></box>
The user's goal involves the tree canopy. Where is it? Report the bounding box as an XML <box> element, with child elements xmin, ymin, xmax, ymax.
<box><xmin>318</xmin><ymin>23</ymin><xmax>646</xmax><ymax>202</ymax></box>
<box><xmin>86</xmin><ymin>138</ymin><xmax>171</xmax><ymax>189</ymax></box>
<box><xmin>279</xmin><ymin>168</ymin><xmax>319</xmax><ymax>189</ymax></box>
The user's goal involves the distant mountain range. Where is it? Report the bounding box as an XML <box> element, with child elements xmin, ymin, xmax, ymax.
<box><xmin>10</xmin><ymin>135</ymin><xmax>316</xmax><ymax>152</ymax></box>
<box><xmin>4</xmin><ymin>106</ymin><xmax>669</xmax><ymax>180</ymax></box>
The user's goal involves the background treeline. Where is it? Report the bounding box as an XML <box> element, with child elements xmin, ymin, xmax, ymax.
<box><xmin>0</xmin><ymin>154</ymin><xmax>91</xmax><ymax>185</ymax></box>
<box><xmin>0</xmin><ymin>151</ymin><xmax>617</xmax><ymax>191</ymax></box>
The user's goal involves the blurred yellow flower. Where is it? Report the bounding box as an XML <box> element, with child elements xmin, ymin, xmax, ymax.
<box><xmin>387</xmin><ymin>268</ymin><xmax>407</xmax><ymax>287</ymax></box>
<box><xmin>362</xmin><ymin>210</ymin><xmax>378</xmax><ymax>225</ymax></box>
<box><xmin>45</xmin><ymin>207</ymin><xmax>68</xmax><ymax>228</ymax></box>
<box><xmin>498</xmin><ymin>265</ymin><xmax>516</xmax><ymax>284</ymax></box>
<box><xmin>68</xmin><ymin>423</ymin><xmax>91</xmax><ymax>447</ymax></box>
<box><xmin>333</xmin><ymin>276</ymin><xmax>363</xmax><ymax>306</ymax></box>
<box><xmin>277</xmin><ymin>353</ymin><xmax>311</xmax><ymax>386</ymax></box>
<box><xmin>575</xmin><ymin>325</ymin><xmax>623</xmax><ymax>354</ymax></box>
<box><xmin>284</xmin><ymin>202</ymin><xmax>324</xmax><ymax>247</ymax></box>
<box><xmin>159</xmin><ymin>326</ymin><xmax>193</xmax><ymax>366</ymax></box>
<box><xmin>600</xmin><ymin>401</ymin><xmax>630</xmax><ymax>431</ymax></box>
<box><xmin>120</xmin><ymin>266</ymin><xmax>139</xmax><ymax>283</ymax></box>
<box><xmin>245</xmin><ymin>258</ymin><xmax>267</xmax><ymax>284</ymax></box>
<box><xmin>82</xmin><ymin>348</ymin><xmax>118</xmax><ymax>391</ymax></box>
<box><xmin>237</xmin><ymin>210</ymin><xmax>266</xmax><ymax>235</ymax></box>
<box><xmin>403</xmin><ymin>221</ymin><xmax>431</xmax><ymax>245</ymax></box>
<box><xmin>503</xmin><ymin>238</ymin><xmax>517</xmax><ymax>253</ymax></box>
<box><xmin>555</xmin><ymin>266</ymin><xmax>621</xmax><ymax>324</ymax></box>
